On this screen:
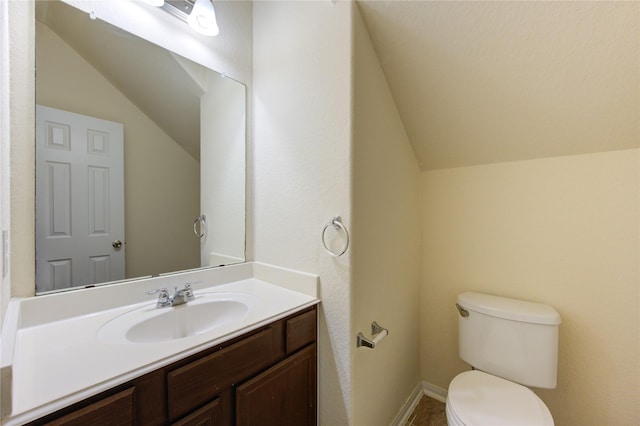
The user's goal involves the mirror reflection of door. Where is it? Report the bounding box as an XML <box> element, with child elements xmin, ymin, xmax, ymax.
<box><xmin>36</xmin><ymin>105</ymin><xmax>125</xmax><ymax>293</ymax></box>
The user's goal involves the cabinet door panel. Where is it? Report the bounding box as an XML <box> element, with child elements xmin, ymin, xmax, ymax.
<box><xmin>43</xmin><ymin>387</ymin><xmax>135</xmax><ymax>426</ymax></box>
<box><xmin>172</xmin><ymin>398</ymin><xmax>221</xmax><ymax>426</ymax></box>
<box><xmin>236</xmin><ymin>344</ymin><xmax>316</xmax><ymax>426</ymax></box>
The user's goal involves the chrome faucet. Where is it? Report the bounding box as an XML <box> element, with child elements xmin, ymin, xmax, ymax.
<box><xmin>147</xmin><ymin>284</ymin><xmax>195</xmax><ymax>308</ymax></box>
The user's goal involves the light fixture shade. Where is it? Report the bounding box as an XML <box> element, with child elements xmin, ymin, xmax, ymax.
<box><xmin>141</xmin><ymin>0</ymin><xmax>165</xmax><ymax>6</ymax></box>
<box><xmin>188</xmin><ymin>0</ymin><xmax>219</xmax><ymax>36</ymax></box>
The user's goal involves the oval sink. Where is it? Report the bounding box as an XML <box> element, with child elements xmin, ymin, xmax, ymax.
<box><xmin>98</xmin><ymin>292</ymin><xmax>258</xmax><ymax>344</ymax></box>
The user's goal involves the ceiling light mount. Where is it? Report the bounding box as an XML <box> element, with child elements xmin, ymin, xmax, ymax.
<box><xmin>161</xmin><ymin>0</ymin><xmax>219</xmax><ymax>37</ymax></box>
<box><xmin>161</xmin><ymin>0</ymin><xmax>194</xmax><ymax>20</ymax></box>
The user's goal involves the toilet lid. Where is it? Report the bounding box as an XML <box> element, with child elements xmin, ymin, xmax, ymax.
<box><xmin>447</xmin><ymin>371</ymin><xmax>554</xmax><ymax>426</ymax></box>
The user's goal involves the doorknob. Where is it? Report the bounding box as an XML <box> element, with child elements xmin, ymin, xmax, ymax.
<box><xmin>112</xmin><ymin>240</ymin><xmax>123</xmax><ymax>249</ymax></box>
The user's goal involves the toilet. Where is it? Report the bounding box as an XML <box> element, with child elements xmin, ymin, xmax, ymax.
<box><xmin>446</xmin><ymin>292</ymin><xmax>561</xmax><ymax>426</ymax></box>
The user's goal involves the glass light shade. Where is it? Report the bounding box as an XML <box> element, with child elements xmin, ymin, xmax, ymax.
<box><xmin>188</xmin><ymin>0</ymin><xmax>219</xmax><ymax>36</ymax></box>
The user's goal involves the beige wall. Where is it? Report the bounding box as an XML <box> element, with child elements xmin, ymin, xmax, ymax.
<box><xmin>36</xmin><ymin>22</ymin><xmax>200</xmax><ymax>280</ymax></box>
<box><xmin>352</xmin><ymin>6</ymin><xmax>422</xmax><ymax>425</ymax></box>
<box><xmin>0</xmin><ymin>0</ymin><xmax>9</xmax><ymax>310</ymax></box>
<box><xmin>6</xmin><ymin>1</ymin><xmax>35</xmax><ymax>303</ymax></box>
<box><xmin>420</xmin><ymin>149</ymin><xmax>640</xmax><ymax>425</ymax></box>
<box><xmin>253</xmin><ymin>1</ymin><xmax>353</xmax><ymax>424</ymax></box>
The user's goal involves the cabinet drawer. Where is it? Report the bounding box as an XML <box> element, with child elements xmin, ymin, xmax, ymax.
<box><xmin>286</xmin><ymin>308</ymin><xmax>316</xmax><ymax>354</ymax></box>
<box><xmin>167</xmin><ymin>324</ymin><xmax>283</xmax><ymax>421</ymax></box>
<box><xmin>43</xmin><ymin>387</ymin><xmax>135</xmax><ymax>426</ymax></box>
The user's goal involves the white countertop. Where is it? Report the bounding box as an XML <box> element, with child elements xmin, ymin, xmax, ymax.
<box><xmin>0</xmin><ymin>262</ymin><xmax>319</xmax><ymax>425</ymax></box>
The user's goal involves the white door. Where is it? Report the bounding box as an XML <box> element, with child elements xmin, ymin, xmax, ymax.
<box><xmin>36</xmin><ymin>105</ymin><xmax>125</xmax><ymax>292</ymax></box>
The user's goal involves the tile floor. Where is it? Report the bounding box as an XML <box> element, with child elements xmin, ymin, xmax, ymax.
<box><xmin>404</xmin><ymin>395</ymin><xmax>448</xmax><ymax>426</ymax></box>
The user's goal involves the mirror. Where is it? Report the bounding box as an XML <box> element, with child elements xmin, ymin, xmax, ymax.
<box><xmin>34</xmin><ymin>1</ymin><xmax>246</xmax><ymax>294</ymax></box>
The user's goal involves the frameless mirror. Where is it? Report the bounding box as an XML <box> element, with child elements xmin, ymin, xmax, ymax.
<box><xmin>35</xmin><ymin>0</ymin><xmax>246</xmax><ymax>294</ymax></box>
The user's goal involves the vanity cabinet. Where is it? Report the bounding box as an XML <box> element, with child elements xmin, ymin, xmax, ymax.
<box><xmin>29</xmin><ymin>306</ymin><xmax>317</xmax><ymax>426</ymax></box>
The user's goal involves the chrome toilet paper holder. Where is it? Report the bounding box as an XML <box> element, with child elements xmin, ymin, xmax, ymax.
<box><xmin>357</xmin><ymin>321</ymin><xmax>389</xmax><ymax>349</ymax></box>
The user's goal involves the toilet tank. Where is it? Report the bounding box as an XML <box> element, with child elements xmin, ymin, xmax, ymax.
<box><xmin>457</xmin><ymin>292</ymin><xmax>561</xmax><ymax>389</ymax></box>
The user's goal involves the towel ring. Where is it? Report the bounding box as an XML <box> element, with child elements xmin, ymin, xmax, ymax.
<box><xmin>193</xmin><ymin>214</ymin><xmax>206</xmax><ymax>239</ymax></box>
<box><xmin>322</xmin><ymin>216</ymin><xmax>350</xmax><ymax>257</ymax></box>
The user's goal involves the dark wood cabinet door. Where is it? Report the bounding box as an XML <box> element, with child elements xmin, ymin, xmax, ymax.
<box><xmin>236</xmin><ymin>344</ymin><xmax>316</xmax><ymax>426</ymax></box>
<box><xmin>42</xmin><ymin>387</ymin><xmax>135</xmax><ymax>426</ymax></box>
<box><xmin>172</xmin><ymin>398</ymin><xmax>222</xmax><ymax>426</ymax></box>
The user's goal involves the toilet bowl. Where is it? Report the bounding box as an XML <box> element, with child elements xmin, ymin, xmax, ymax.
<box><xmin>446</xmin><ymin>371</ymin><xmax>554</xmax><ymax>426</ymax></box>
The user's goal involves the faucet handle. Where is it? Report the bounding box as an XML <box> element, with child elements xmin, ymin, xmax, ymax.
<box><xmin>147</xmin><ymin>288</ymin><xmax>171</xmax><ymax>308</ymax></box>
<box><xmin>181</xmin><ymin>283</ymin><xmax>195</xmax><ymax>302</ymax></box>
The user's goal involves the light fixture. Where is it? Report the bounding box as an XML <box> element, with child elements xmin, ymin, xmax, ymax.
<box><xmin>187</xmin><ymin>0</ymin><xmax>219</xmax><ymax>37</ymax></box>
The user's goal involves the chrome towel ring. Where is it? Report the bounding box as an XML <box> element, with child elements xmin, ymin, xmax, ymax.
<box><xmin>322</xmin><ymin>216</ymin><xmax>350</xmax><ymax>257</ymax></box>
<box><xmin>193</xmin><ymin>214</ymin><xmax>206</xmax><ymax>239</ymax></box>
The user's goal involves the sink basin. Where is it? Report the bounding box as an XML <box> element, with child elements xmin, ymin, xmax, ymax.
<box><xmin>98</xmin><ymin>292</ymin><xmax>258</xmax><ymax>344</ymax></box>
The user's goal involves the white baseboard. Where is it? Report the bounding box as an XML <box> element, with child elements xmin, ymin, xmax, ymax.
<box><xmin>390</xmin><ymin>382</ymin><xmax>424</xmax><ymax>426</ymax></box>
<box><xmin>422</xmin><ymin>380</ymin><xmax>448</xmax><ymax>403</ymax></box>
<box><xmin>390</xmin><ymin>380</ymin><xmax>449</xmax><ymax>426</ymax></box>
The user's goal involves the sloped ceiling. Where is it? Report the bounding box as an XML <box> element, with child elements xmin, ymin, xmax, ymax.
<box><xmin>357</xmin><ymin>1</ymin><xmax>639</xmax><ymax>170</ymax></box>
<box><xmin>36</xmin><ymin>1</ymin><xmax>205</xmax><ymax>161</ymax></box>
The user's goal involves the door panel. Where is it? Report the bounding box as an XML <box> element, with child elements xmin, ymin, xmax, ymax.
<box><xmin>36</xmin><ymin>105</ymin><xmax>125</xmax><ymax>292</ymax></box>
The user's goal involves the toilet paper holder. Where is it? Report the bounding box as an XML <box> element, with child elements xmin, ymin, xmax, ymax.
<box><xmin>357</xmin><ymin>321</ymin><xmax>389</xmax><ymax>349</ymax></box>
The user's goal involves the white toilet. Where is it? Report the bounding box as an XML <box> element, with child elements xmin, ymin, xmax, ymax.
<box><xmin>446</xmin><ymin>292</ymin><xmax>561</xmax><ymax>426</ymax></box>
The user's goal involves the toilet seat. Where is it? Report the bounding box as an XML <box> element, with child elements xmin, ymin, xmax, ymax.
<box><xmin>446</xmin><ymin>370</ymin><xmax>554</xmax><ymax>426</ymax></box>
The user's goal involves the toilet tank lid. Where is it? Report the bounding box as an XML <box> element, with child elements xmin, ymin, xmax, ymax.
<box><xmin>458</xmin><ymin>292</ymin><xmax>561</xmax><ymax>325</ymax></box>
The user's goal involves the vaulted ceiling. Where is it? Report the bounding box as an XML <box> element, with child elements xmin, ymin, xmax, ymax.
<box><xmin>358</xmin><ymin>1</ymin><xmax>639</xmax><ymax>170</ymax></box>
